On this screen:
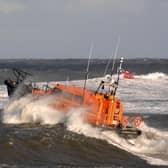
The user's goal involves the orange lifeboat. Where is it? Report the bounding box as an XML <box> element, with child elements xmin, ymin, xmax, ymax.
<box><xmin>32</xmin><ymin>68</ymin><xmax>142</xmax><ymax>137</ymax></box>
<box><xmin>32</xmin><ymin>82</ymin><xmax>142</xmax><ymax>137</ymax></box>
<box><xmin>5</xmin><ymin>58</ymin><xmax>142</xmax><ymax>138</ymax></box>
<box><xmin>32</xmin><ymin>84</ymin><xmax>123</xmax><ymax>128</ymax></box>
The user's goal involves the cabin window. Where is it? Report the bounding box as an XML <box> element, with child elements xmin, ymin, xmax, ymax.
<box><xmin>74</xmin><ymin>95</ymin><xmax>83</xmax><ymax>104</ymax></box>
<box><xmin>63</xmin><ymin>92</ymin><xmax>73</xmax><ymax>100</ymax></box>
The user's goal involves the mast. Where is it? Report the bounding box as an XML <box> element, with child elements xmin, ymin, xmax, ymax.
<box><xmin>112</xmin><ymin>57</ymin><xmax>124</xmax><ymax>96</ymax></box>
<box><xmin>111</xmin><ymin>35</ymin><xmax>120</xmax><ymax>76</ymax></box>
<box><xmin>83</xmin><ymin>43</ymin><xmax>93</xmax><ymax>102</ymax></box>
<box><xmin>104</xmin><ymin>35</ymin><xmax>120</xmax><ymax>76</ymax></box>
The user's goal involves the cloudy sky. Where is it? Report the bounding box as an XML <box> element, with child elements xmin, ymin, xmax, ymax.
<box><xmin>0</xmin><ymin>0</ymin><xmax>168</xmax><ymax>59</ymax></box>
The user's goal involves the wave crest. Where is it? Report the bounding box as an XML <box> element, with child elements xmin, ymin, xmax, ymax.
<box><xmin>136</xmin><ymin>72</ymin><xmax>167</xmax><ymax>80</ymax></box>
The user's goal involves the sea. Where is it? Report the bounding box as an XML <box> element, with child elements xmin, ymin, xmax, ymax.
<box><xmin>0</xmin><ymin>58</ymin><xmax>167</xmax><ymax>168</ymax></box>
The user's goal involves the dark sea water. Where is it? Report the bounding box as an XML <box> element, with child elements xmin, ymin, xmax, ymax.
<box><xmin>0</xmin><ymin>113</ymin><xmax>167</xmax><ymax>168</ymax></box>
<box><xmin>0</xmin><ymin>58</ymin><xmax>167</xmax><ymax>167</ymax></box>
<box><xmin>0</xmin><ymin>58</ymin><xmax>167</xmax><ymax>84</ymax></box>
<box><xmin>0</xmin><ymin>120</ymin><xmax>152</xmax><ymax>168</ymax></box>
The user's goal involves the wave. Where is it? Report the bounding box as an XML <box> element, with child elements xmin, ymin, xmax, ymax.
<box><xmin>68</xmin><ymin>114</ymin><xmax>168</xmax><ymax>166</ymax></box>
<box><xmin>2</xmin><ymin>95</ymin><xmax>168</xmax><ymax>166</ymax></box>
<box><xmin>3</xmin><ymin>95</ymin><xmax>65</xmax><ymax>124</ymax></box>
<box><xmin>102</xmin><ymin>123</ymin><xmax>168</xmax><ymax>166</ymax></box>
<box><xmin>136</xmin><ymin>72</ymin><xmax>168</xmax><ymax>80</ymax></box>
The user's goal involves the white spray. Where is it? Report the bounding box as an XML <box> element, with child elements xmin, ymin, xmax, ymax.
<box><xmin>3</xmin><ymin>95</ymin><xmax>65</xmax><ymax>124</ymax></box>
<box><xmin>2</xmin><ymin>93</ymin><xmax>168</xmax><ymax>166</ymax></box>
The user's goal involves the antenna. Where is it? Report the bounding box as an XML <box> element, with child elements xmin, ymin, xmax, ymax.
<box><xmin>86</xmin><ymin>42</ymin><xmax>93</xmax><ymax>77</ymax></box>
<box><xmin>103</xmin><ymin>49</ymin><xmax>114</xmax><ymax>76</ymax></box>
<box><xmin>111</xmin><ymin>35</ymin><xmax>120</xmax><ymax>75</ymax></box>
<box><xmin>103</xmin><ymin>35</ymin><xmax>120</xmax><ymax>76</ymax></box>
<box><xmin>83</xmin><ymin>42</ymin><xmax>94</xmax><ymax>102</ymax></box>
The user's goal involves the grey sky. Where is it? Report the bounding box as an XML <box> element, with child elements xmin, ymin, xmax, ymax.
<box><xmin>0</xmin><ymin>0</ymin><xmax>168</xmax><ymax>59</ymax></box>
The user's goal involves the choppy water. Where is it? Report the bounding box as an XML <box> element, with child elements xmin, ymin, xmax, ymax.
<box><xmin>0</xmin><ymin>59</ymin><xmax>167</xmax><ymax>167</ymax></box>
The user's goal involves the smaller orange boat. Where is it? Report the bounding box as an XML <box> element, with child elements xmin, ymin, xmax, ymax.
<box><xmin>123</xmin><ymin>71</ymin><xmax>135</xmax><ymax>79</ymax></box>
